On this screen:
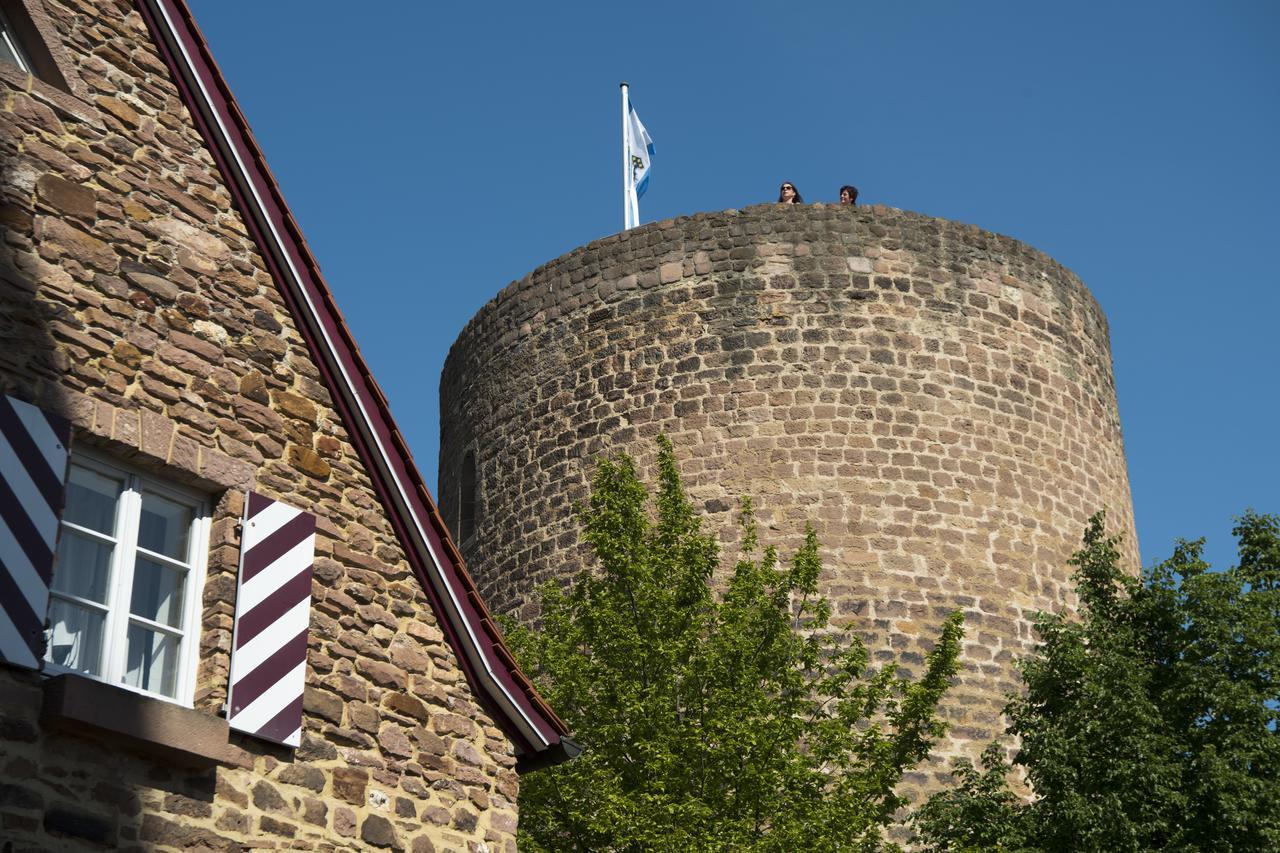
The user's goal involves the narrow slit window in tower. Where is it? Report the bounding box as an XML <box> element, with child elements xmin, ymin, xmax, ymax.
<box><xmin>459</xmin><ymin>451</ymin><xmax>477</xmax><ymax>542</ymax></box>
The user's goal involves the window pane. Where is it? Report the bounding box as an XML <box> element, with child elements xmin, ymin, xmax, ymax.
<box><xmin>0</xmin><ymin>17</ymin><xmax>28</xmax><ymax>73</ymax></box>
<box><xmin>123</xmin><ymin>624</ymin><xmax>178</xmax><ymax>697</ymax></box>
<box><xmin>138</xmin><ymin>492</ymin><xmax>192</xmax><ymax>561</ymax></box>
<box><xmin>130</xmin><ymin>556</ymin><xmax>185</xmax><ymax>628</ymax></box>
<box><xmin>0</xmin><ymin>33</ymin><xmax>22</xmax><ymax>69</ymax></box>
<box><xmin>51</xmin><ymin>531</ymin><xmax>113</xmax><ymax>603</ymax></box>
<box><xmin>64</xmin><ymin>465</ymin><xmax>122</xmax><ymax>534</ymax></box>
<box><xmin>45</xmin><ymin>599</ymin><xmax>105</xmax><ymax>675</ymax></box>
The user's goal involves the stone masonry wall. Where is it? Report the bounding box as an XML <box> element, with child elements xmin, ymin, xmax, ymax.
<box><xmin>440</xmin><ymin>203</ymin><xmax>1137</xmax><ymax>794</ymax></box>
<box><xmin>0</xmin><ymin>1</ymin><xmax>517</xmax><ymax>849</ymax></box>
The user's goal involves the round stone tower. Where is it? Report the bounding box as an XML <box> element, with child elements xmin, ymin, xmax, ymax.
<box><xmin>439</xmin><ymin>203</ymin><xmax>1136</xmax><ymax>779</ymax></box>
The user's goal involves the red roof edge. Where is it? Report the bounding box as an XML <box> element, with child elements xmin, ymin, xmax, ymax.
<box><xmin>135</xmin><ymin>0</ymin><xmax>571</xmax><ymax>769</ymax></box>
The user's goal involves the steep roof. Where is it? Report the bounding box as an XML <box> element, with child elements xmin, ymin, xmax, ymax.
<box><xmin>135</xmin><ymin>0</ymin><xmax>573</xmax><ymax>770</ymax></box>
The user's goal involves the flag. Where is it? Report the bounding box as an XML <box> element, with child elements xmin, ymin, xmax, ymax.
<box><xmin>625</xmin><ymin>101</ymin><xmax>654</xmax><ymax>228</ymax></box>
<box><xmin>627</xmin><ymin>101</ymin><xmax>654</xmax><ymax>198</ymax></box>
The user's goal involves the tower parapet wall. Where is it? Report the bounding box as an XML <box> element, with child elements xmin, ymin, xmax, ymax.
<box><xmin>440</xmin><ymin>203</ymin><xmax>1136</xmax><ymax>779</ymax></box>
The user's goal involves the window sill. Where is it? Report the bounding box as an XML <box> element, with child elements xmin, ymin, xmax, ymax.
<box><xmin>40</xmin><ymin>674</ymin><xmax>252</xmax><ymax>769</ymax></box>
<box><xmin>0</xmin><ymin>60</ymin><xmax>101</xmax><ymax>128</ymax></box>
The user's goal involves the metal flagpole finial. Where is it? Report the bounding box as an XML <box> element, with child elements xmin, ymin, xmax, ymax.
<box><xmin>620</xmin><ymin>81</ymin><xmax>628</xmax><ymax>89</ymax></box>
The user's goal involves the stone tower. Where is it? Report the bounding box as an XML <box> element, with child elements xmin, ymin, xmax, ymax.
<box><xmin>439</xmin><ymin>203</ymin><xmax>1136</xmax><ymax>779</ymax></box>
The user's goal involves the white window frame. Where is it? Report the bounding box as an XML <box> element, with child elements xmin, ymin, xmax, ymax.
<box><xmin>44</xmin><ymin>449</ymin><xmax>210</xmax><ymax>707</ymax></box>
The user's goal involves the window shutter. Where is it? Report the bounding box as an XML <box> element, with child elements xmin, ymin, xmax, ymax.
<box><xmin>226</xmin><ymin>491</ymin><xmax>315</xmax><ymax>747</ymax></box>
<box><xmin>0</xmin><ymin>395</ymin><xmax>70</xmax><ymax>671</ymax></box>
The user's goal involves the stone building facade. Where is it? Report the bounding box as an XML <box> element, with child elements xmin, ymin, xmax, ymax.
<box><xmin>440</xmin><ymin>203</ymin><xmax>1137</xmax><ymax>790</ymax></box>
<box><xmin>0</xmin><ymin>1</ymin><xmax>570</xmax><ymax>850</ymax></box>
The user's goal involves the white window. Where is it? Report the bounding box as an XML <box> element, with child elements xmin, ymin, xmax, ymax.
<box><xmin>44</xmin><ymin>451</ymin><xmax>209</xmax><ymax>705</ymax></box>
<box><xmin>0</xmin><ymin>6</ymin><xmax>31</xmax><ymax>73</ymax></box>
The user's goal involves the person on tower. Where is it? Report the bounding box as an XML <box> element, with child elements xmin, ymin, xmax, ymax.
<box><xmin>778</xmin><ymin>182</ymin><xmax>803</xmax><ymax>204</ymax></box>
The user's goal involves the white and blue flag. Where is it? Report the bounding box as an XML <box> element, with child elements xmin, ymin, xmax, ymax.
<box><xmin>624</xmin><ymin>99</ymin><xmax>654</xmax><ymax>229</ymax></box>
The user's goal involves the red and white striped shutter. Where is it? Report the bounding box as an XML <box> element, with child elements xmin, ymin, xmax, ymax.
<box><xmin>0</xmin><ymin>395</ymin><xmax>70</xmax><ymax>671</ymax></box>
<box><xmin>227</xmin><ymin>491</ymin><xmax>316</xmax><ymax>747</ymax></box>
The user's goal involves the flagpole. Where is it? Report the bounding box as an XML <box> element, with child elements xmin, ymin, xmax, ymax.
<box><xmin>620</xmin><ymin>81</ymin><xmax>630</xmax><ymax>230</ymax></box>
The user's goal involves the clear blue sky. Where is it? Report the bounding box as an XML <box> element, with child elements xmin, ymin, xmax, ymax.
<box><xmin>188</xmin><ymin>1</ymin><xmax>1277</xmax><ymax>572</ymax></box>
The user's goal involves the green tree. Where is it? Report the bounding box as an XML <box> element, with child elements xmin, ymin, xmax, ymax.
<box><xmin>914</xmin><ymin>511</ymin><xmax>1280</xmax><ymax>853</ymax></box>
<box><xmin>505</xmin><ymin>437</ymin><xmax>963</xmax><ymax>852</ymax></box>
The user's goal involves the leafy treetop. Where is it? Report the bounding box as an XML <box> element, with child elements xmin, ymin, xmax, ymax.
<box><xmin>505</xmin><ymin>436</ymin><xmax>964</xmax><ymax>852</ymax></box>
<box><xmin>914</xmin><ymin>511</ymin><xmax>1280</xmax><ymax>853</ymax></box>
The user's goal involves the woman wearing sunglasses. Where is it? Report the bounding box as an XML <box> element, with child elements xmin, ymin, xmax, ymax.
<box><xmin>777</xmin><ymin>182</ymin><xmax>803</xmax><ymax>204</ymax></box>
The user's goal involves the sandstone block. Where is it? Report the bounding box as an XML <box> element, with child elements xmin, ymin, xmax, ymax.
<box><xmin>361</xmin><ymin>814</ymin><xmax>398</xmax><ymax>848</ymax></box>
<box><xmin>251</xmin><ymin>780</ymin><xmax>287</xmax><ymax>813</ymax></box>
<box><xmin>96</xmin><ymin>95</ymin><xmax>140</xmax><ymax>126</ymax></box>
<box><xmin>215</xmin><ymin>808</ymin><xmax>249</xmax><ymax>833</ymax></box>
<box><xmin>289</xmin><ymin>444</ymin><xmax>332</xmax><ymax>479</ymax></box>
<box><xmin>260</xmin><ymin>815</ymin><xmax>297</xmax><ymax>837</ymax></box>
<box><xmin>383</xmin><ymin>692</ymin><xmax>429</xmax><ymax>722</ymax></box>
<box><xmin>302</xmin><ymin>796</ymin><xmax>327</xmax><ymax>826</ymax></box>
<box><xmin>139</xmin><ymin>814</ymin><xmax>234</xmax><ymax>851</ymax></box>
<box><xmin>433</xmin><ymin>713</ymin><xmax>478</xmax><ymax>739</ymax></box>
<box><xmin>450</xmin><ymin>739</ymin><xmax>484</xmax><ymax>768</ymax></box>
<box><xmin>332</xmin><ymin>767</ymin><xmax>368</xmax><ymax>805</ymax></box>
<box><xmin>378</xmin><ymin>724</ymin><xmax>414</xmax><ymax>758</ymax></box>
<box><xmin>162</xmin><ymin>792</ymin><xmax>210</xmax><ymax>818</ymax></box>
<box><xmin>389</xmin><ymin>635</ymin><xmax>431</xmax><ymax>674</ymax></box>
<box><xmin>278</xmin><ymin>764</ymin><xmax>326</xmax><ymax>793</ymax></box>
<box><xmin>358</xmin><ymin>657</ymin><xmax>407</xmax><ymax>690</ymax></box>
<box><xmin>303</xmin><ymin>686</ymin><xmax>344</xmax><ymax>725</ymax></box>
<box><xmin>274</xmin><ymin>389</ymin><xmax>317</xmax><ymax>424</ymax></box>
<box><xmin>334</xmin><ymin>806</ymin><xmax>358</xmax><ymax>837</ymax></box>
<box><xmin>37</xmin><ymin>175</ymin><xmax>97</xmax><ymax>220</ymax></box>
<box><xmin>149</xmin><ymin>216</ymin><xmax>231</xmax><ymax>261</ymax></box>
<box><xmin>37</xmin><ymin>216</ymin><xmax>115</xmax><ymax>270</ymax></box>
